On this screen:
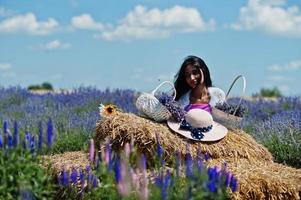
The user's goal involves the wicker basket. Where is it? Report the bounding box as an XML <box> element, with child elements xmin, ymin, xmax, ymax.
<box><xmin>135</xmin><ymin>81</ymin><xmax>176</xmax><ymax>122</ymax></box>
<box><xmin>212</xmin><ymin>75</ymin><xmax>246</xmax><ymax>128</ymax></box>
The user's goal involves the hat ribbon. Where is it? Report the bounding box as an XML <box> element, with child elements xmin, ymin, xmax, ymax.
<box><xmin>180</xmin><ymin>119</ymin><xmax>213</xmax><ymax>140</ymax></box>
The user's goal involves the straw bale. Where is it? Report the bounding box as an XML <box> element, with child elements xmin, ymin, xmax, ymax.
<box><xmin>95</xmin><ymin>111</ymin><xmax>273</xmax><ymax>163</ymax></box>
<box><xmin>42</xmin><ymin>151</ymin><xmax>301</xmax><ymax>200</ymax></box>
<box><xmin>41</xmin><ymin>151</ymin><xmax>89</xmax><ymax>175</ymax></box>
<box><xmin>208</xmin><ymin>158</ymin><xmax>301</xmax><ymax>200</ymax></box>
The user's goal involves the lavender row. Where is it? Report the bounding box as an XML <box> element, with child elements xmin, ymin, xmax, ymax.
<box><xmin>0</xmin><ymin>86</ymin><xmax>138</xmax><ymax>132</ymax></box>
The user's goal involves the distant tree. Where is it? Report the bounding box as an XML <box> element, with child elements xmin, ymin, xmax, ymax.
<box><xmin>41</xmin><ymin>82</ymin><xmax>53</xmax><ymax>90</ymax></box>
<box><xmin>28</xmin><ymin>84</ymin><xmax>42</xmax><ymax>90</ymax></box>
<box><xmin>28</xmin><ymin>82</ymin><xmax>54</xmax><ymax>91</ymax></box>
<box><xmin>259</xmin><ymin>87</ymin><xmax>282</xmax><ymax>98</ymax></box>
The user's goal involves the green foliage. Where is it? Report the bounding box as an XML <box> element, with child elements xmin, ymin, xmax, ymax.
<box><xmin>0</xmin><ymin>147</ymin><xmax>56</xmax><ymax>199</ymax></box>
<box><xmin>83</xmin><ymin>163</ymin><xmax>120</xmax><ymax>200</ymax></box>
<box><xmin>41</xmin><ymin>82</ymin><xmax>53</xmax><ymax>90</ymax></box>
<box><xmin>50</xmin><ymin>130</ymin><xmax>90</xmax><ymax>154</ymax></box>
<box><xmin>0</xmin><ymin>94</ymin><xmax>25</xmax><ymax>111</ymax></box>
<box><xmin>28</xmin><ymin>82</ymin><xmax>53</xmax><ymax>91</ymax></box>
<box><xmin>264</xmin><ymin>134</ymin><xmax>301</xmax><ymax>168</ymax></box>
<box><xmin>258</xmin><ymin>87</ymin><xmax>282</xmax><ymax>98</ymax></box>
<box><xmin>28</xmin><ymin>84</ymin><xmax>42</xmax><ymax>90</ymax></box>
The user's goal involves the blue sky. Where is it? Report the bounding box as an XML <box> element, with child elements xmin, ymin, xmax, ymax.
<box><xmin>0</xmin><ymin>0</ymin><xmax>300</xmax><ymax>96</ymax></box>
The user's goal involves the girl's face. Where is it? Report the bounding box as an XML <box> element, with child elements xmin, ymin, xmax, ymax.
<box><xmin>185</xmin><ymin>64</ymin><xmax>201</xmax><ymax>88</ymax></box>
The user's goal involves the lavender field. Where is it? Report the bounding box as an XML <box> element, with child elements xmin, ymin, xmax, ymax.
<box><xmin>0</xmin><ymin>86</ymin><xmax>300</xmax><ymax>199</ymax></box>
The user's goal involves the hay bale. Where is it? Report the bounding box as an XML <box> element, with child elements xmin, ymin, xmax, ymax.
<box><xmin>208</xmin><ymin>158</ymin><xmax>301</xmax><ymax>200</ymax></box>
<box><xmin>42</xmin><ymin>151</ymin><xmax>89</xmax><ymax>175</ymax></box>
<box><xmin>95</xmin><ymin>111</ymin><xmax>301</xmax><ymax>199</ymax></box>
<box><xmin>95</xmin><ymin>112</ymin><xmax>273</xmax><ymax>163</ymax></box>
<box><xmin>42</xmin><ymin>151</ymin><xmax>301</xmax><ymax>200</ymax></box>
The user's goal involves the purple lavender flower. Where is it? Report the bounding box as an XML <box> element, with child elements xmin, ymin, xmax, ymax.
<box><xmin>114</xmin><ymin>156</ymin><xmax>121</xmax><ymax>183</ymax></box>
<box><xmin>124</xmin><ymin>143</ymin><xmax>130</xmax><ymax>158</ymax></box>
<box><xmin>38</xmin><ymin>121</ymin><xmax>43</xmax><ymax>152</ymax></box>
<box><xmin>225</xmin><ymin>172</ymin><xmax>232</xmax><ymax>187</ymax></box>
<box><xmin>0</xmin><ymin>134</ymin><xmax>3</xmax><ymax>148</ymax></box>
<box><xmin>70</xmin><ymin>167</ymin><xmax>78</xmax><ymax>185</ymax></box>
<box><xmin>164</xmin><ymin>170</ymin><xmax>172</xmax><ymax>188</ymax></box>
<box><xmin>60</xmin><ymin>168</ymin><xmax>69</xmax><ymax>187</ymax></box>
<box><xmin>89</xmin><ymin>139</ymin><xmax>95</xmax><ymax>162</ymax></box>
<box><xmin>207</xmin><ymin>181</ymin><xmax>217</xmax><ymax>193</ymax></box>
<box><xmin>88</xmin><ymin>173</ymin><xmax>93</xmax><ymax>187</ymax></box>
<box><xmin>154</xmin><ymin>172</ymin><xmax>162</xmax><ymax>187</ymax></box>
<box><xmin>207</xmin><ymin>167</ymin><xmax>218</xmax><ymax>182</ymax></box>
<box><xmin>79</xmin><ymin>169</ymin><xmax>85</xmax><ymax>186</ymax></box>
<box><xmin>175</xmin><ymin>151</ymin><xmax>181</xmax><ymax>177</ymax></box>
<box><xmin>185</xmin><ymin>153</ymin><xmax>193</xmax><ymax>178</ymax></box>
<box><xmin>24</xmin><ymin>131</ymin><xmax>31</xmax><ymax>150</ymax></box>
<box><xmin>47</xmin><ymin>119</ymin><xmax>54</xmax><ymax>148</ymax></box>
<box><xmin>204</xmin><ymin>152</ymin><xmax>210</xmax><ymax>161</ymax></box>
<box><xmin>196</xmin><ymin>149</ymin><xmax>204</xmax><ymax>173</ymax></box>
<box><xmin>105</xmin><ymin>142</ymin><xmax>112</xmax><ymax>171</ymax></box>
<box><xmin>157</xmin><ymin>93</ymin><xmax>186</xmax><ymax>122</ymax></box>
<box><xmin>86</xmin><ymin>165</ymin><xmax>91</xmax><ymax>173</ymax></box>
<box><xmin>230</xmin><ymin>175</ymin><xmax>238</xmax><ymax>192</ymax></box>
<box><xmin>92</xmin><ymin>174</ymin><xmax>98</xmax><ymax>188</ymax></box>
<box><xmin>30</xmin><ymin>135</ymin><xmax>35</xmax><ymax>154</ymax></box>
<box><xmin>140</xmin><ymin>154</ymin><xmax>147</xmax><ymax>171</ymax></box>
<box><xmin>7</xmin><ymin>133</ymin><xmax>13</xmax><ymax>149</ymax></box>
<box><xmin>20</xmin><ymin>188</ymin><xmax>34</xmax><ymax>200</ymax></box>
<box><xmin>156</xmin><ymin>135</ymin><xmax>163</xmax><ymax>159</ymax></box>
<box><xmin>161</xmin><ymin>172</ymin><xmax>170</xmax><ymax>200</ymax></box>
<box><xmin>3</xmin><ymin>121</ymin><xmax>8</xmax><ymax>135</ymax></box>
<box><xmin>94</xmin><ymin>154</ymin><xmax>100</xmax><ymax>170</ymax></box>
<box><xmin>13</xmin><ymin>121</ymin><xmax>19</xmax><ymax>147</ymax></box>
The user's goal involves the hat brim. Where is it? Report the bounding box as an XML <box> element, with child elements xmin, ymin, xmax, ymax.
<box><xmin>167</xmin><ymin>119</ymin><xmax>228</xmax><ymax>142</ymax></box>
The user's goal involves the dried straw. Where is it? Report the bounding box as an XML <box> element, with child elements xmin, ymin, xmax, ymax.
<box><xmin>95</xmin><ymin>111</ymin><xmax>273</xmax><ymax>163</ymax></box>
<box><xmin>42</xmin><ymin>111</ymin><xmax>300</xmax><ymax>200</ymax></box>
<box><xmin>41</xmin><ymin>151</ymin><xmax>89</xmax><ymax>175</ymax></box>
<box><xmin>94</xmin><ymin>111</ymin><xmax>301</xmax><ymax>199</ymax></box>
<box><xmin>208</xmin><ymin>158</ymin><xmax>301</xmax><ymax>200</ymax></box>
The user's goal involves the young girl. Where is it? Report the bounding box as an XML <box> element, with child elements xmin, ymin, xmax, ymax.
<box><xmin>174</xmin><ymin>55</ymin><xmax>213</xmax><ymax>113</ymax></box>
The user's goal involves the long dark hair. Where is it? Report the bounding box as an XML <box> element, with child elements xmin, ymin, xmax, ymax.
<box><xmin>174</xmin><ymin>55</ymin><xmax>212</xmax><ymax>101</ymax></box>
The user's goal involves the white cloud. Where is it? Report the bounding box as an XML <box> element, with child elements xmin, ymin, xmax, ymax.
<box><xmin>260</xmin><ymin>0</ymin><xmax>286</xmax><ymax>6</ymax></box>
<box><xmin>0</xmin><ymin>63</ymin><xmax>16</xmax><ymax>79</ymax></box>
<box><xmin>267</xmin><ymin>75</ymin><xmax>291</xmax><ymax>81</ymax></box>
<box><xmin>71</xmin><ymin>14</ymin><xmax>104</xmax><ymax>31</ymax></box>
<box><xmin>43</xmin><ymin>40</ymin><xmax>71</xmax><ymax>50</ymax></box>
<box><xmin>0</xmin><ymin>13</ymin><xmax>58</xmax><ymax>35</ymax></box>
<box><xmin>98</xmin><ymin>5</ymin><xmax>215</xmax><ymax>41</ymax></box>
<box><xmin>0</xmin><ymin>7</ymin><xmax>14</xmax><ymax>17</ymax></box>
<box><xmin>0</xmin><ymin>63</ymin><xmax>11</xmax><ymax>71</ymax></box>
<box><xmin>230</xmin><ymin>0</ymin><xmax>301</xmax><ymax>37</ymax></box>
<box><xmin>268</xmin><ymin>60</ymin><xmax>301</xmax><ymax>71</ymax></box>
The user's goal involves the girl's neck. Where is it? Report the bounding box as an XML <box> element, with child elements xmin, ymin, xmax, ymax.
<box><xmin>189</xmin><ymin>85</ymin><xmax>210</xmax><ymax>104</ymax></box>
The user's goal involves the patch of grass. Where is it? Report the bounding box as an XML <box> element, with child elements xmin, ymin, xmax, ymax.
<box><xmin>50</xmin><ymin>130</ymin><xmax>91</xmax><ymax>154</ymax></box>
<box><xmin>264</xmin><ymin>134</ymin><xmax>301</xmax><ymax>168</ymax></box>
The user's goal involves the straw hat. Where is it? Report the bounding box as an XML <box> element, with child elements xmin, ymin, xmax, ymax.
<box><xmin>167</xmin><ymin>108</ymin><xmax>228</xmax><ymax>141</ymax></box>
